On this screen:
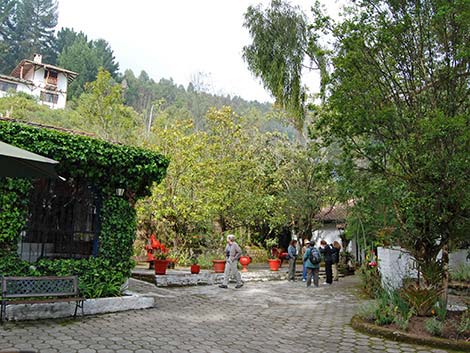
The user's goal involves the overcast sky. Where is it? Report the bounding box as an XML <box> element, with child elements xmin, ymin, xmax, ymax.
<box><xmin>57</xmin><ymin>0</ymin><xmax>345</xmax><ymax>103</ymax></box>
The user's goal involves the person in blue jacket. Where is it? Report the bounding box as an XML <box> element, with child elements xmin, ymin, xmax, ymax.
<box><xmin>287</xmin><ymin>239</ymin><xmax>298</xmax><ymax>281</ymax></box>
<box><xmin>303</xmin><ymin>240</ymin><xmax>320</xmax><ymax>287</ymax></box>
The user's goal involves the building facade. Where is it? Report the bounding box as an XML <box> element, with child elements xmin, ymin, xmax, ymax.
<box><xmin>0</xmin><ymin>54</ymin><xmax>78</xmax><ymax>109</ymax></box>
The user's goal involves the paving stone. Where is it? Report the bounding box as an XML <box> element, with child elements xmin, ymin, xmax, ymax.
<box><xmin>0</xmin><ymin>275</ymin><xmax>457</xmax><ymax>353</ymax></box>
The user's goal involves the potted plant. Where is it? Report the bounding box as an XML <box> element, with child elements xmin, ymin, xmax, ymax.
<box><xmin>239</xmin><ymin>254</ymin><xmax>251</xmax><ymax>272</ymax></box>
<box><xmin>265</xmin><ymin>238</ymin><xmax>281</xmax><ymax>271</ymax></box>
<box><xmin>151</xmin><ymin>239</ymin><xmax>169</xmax><ymax>275</ymax></box>
<box><xmin>190</xmin><ymin>257</ymin><xmax>201</xmax><ymax>274</ymax></box>
<box><xmin>212</xmin><ymin>259</ymin><xmax>226</xmax><ymax>273</ymax></box>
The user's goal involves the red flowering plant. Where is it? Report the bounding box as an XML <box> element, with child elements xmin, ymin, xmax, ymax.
<box><xmin>147</xmin><ymin>234</ymin><xmax>169</xmax><ymax>260</ymax></box>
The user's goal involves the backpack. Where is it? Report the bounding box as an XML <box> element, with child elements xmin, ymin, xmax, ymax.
<box><xmin>331</xmin><ymin>245</ymin><xmax>339</xmax><ymax>263</ymax></box>
<box><xmin>309</xmin><ymin>248</ymin><xmax>320</xmax><ymax>265</ymax></box>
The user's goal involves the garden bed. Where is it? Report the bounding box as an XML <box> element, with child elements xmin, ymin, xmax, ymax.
<box><xmin>351</xmin><ymin>312</ymin><xmax>470</xmax><ymax>352</ymax></box>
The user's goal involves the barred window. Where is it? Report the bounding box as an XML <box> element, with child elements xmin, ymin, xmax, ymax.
<box><xmin>40</xmin><ymin>91</ymin><xmax>59</xmax><ymax>104</ymax></box>
<box><xmin>19</xmin><ymin>178</ymin><xmax>101</xmax><ymax>262</ymax></box>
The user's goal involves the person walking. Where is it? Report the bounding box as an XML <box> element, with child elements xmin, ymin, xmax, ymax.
<box><xmin>303</xmin><ymin>240</ymin><xmax>320</xmax><ymax>287</ymax></box>
<box><xmin>320</xmin><ymin>239</ymin><xmax>334</xmax><ymax>285</ymax></box>
<box><xmin>219</xmin><ymin>234</ymin><xmax>243</xmax><ymax>289</ymax></box>
<box><xmin>331</xmin><ymin>240</ymin><xmax>342</xmax><ymax>281</ymax></box>
<box><xmin>287</xmin><ymin>239</ymin><xmax>298</xmax><ymax>281</ymax></box>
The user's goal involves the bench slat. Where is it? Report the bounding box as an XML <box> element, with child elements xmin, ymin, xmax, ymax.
<box><xmin>1</xmin><ymin>275</ymin><xmax>84</xmax><ymax>322</ymax></box>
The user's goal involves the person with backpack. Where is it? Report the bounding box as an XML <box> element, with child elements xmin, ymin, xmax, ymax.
<box><xmin>331</xmin><ymin>240</ymin><xmax>342</xmax><ymax>281</ymax></box>
<box><xmin>303</xmin><ymin>240</ymin><xmax>321</xmax><ymax>287</ymax></box>
<box><xmin>320</xmin><ymin>239</ymin><xmax>334</xmax><ymax>285</ymax></box>
<box><xmin>287</xmin><ymin>239</ymin><xmax>298</xmax><ymax>281</ymax></box>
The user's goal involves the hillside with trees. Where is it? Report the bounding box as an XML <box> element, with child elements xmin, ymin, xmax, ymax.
<box><xmin>0</xmin><ymin>0</ymin><xmax>335</xmax><ymax>263</ymax></box>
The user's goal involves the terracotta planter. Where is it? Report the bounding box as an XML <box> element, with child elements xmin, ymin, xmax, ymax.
<box><xmin>268</xmin><ymin>258</ymin><xmax>281</xmax><ymax>271</ymax></box>
<box><xmin>212</xmin><ymin>259</ymin><xmax>226</xmax><ymax>273</ymax></box>
<box><xmin>154</xmin><ymin>259</ymin><xmax>170</xmax><ymax>275</ymax></box>
<box><xmin>239</xmin><ymin>256</ymin><xmax>251</xmax><ymax>272</ymax></box>
<box><xmin>190</xmin><ymin>264</ymin><xmax>201</xmax><ymax>274</ymax></box>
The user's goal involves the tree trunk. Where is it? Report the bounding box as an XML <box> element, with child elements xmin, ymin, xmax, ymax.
<box><xmin>441</xmin><ymin>243</ymin><xmax>449</xmax><ymax>310</ymax></box>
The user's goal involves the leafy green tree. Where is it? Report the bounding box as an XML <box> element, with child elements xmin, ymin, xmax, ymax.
<box><xmin>13</xmin><ymin>0</ymin><xmax>58</xmax><ymax>64</ymax></box>
<box><xmin>57</xmin><ymin>29</ymin><xmax>120</xmax><ymax>101</ymax></box>
<box><xmin>74</xmin><ymin>68</ymin><xmax>142</xmax><ymax>143</ymax></box>
<box><xmin>273</xmin><ymin>139</ymin><xmax>335</xmax><ymax>240</ymax></box>
<box><xmin>243</xmin><ymin>0</ymin><xmax>309</xmax><ymax>130</ymax></box>
<box><xmin>55</xmin><ymin>27</ymin><xmax>88</xmax><ymax>58</ymax></box>
<box><xmin>57</xmin><ymin>36</ymin><xmax>99</xmax><ymax>100</ymax></box>
<box><xmin>245</xmin><ymin>0</ymin><xmax>470</xmax><ymax>294</ymax></box>
<box><xmin>91</xmin><ymin>38</ymin><xmax>119</xmax><ymax>78</ymax></box>
<box><xmin>0</xmin><ymin>0</ymin><xmax>16</xmax><ymax>71</ymax></box>
<box><xmin>316</xmin><ymin>0</ymin><xmax>469</xmax><ymax>291</ymax></box>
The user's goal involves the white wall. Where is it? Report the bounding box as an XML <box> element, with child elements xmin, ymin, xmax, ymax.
<box><xmin>311</xmin><ymin>224</ymin><xmax>343</xmax><ymax>248</ymax></box>
<box><xmin>15</xmin><ymin>67</ymin><xmax>68</xmax><ymax>109</ymax></box>
<box><xmin>378</xmin><ymin>246</ymin><xmax>469</xmax><ymax>290</ymax></box>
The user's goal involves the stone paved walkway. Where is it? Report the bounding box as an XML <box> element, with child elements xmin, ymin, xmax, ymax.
<box><xmin>0</xmin><ymin>276</ymin><xmax>455</xmax><ymax>353</ymax></box>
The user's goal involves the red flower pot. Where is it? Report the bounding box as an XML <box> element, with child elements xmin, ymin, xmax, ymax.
<box><xmin>268</xmin><ymin>258</ymin><xmax>281</xmax><ymax>271</ymax></box>
<box><xmin>190</xmin><ymin>264</ymin><xmax>201</xmax><ymax>274</ymax></box>
<box><xmin>212</xmin><ymin>259</ymin><xmax>226</xmax><ymax>273</ymax></box>
<box><xmin>154</xmin><ymin>259</ymin><xmax>169</xmax><ymax>275</ymax></box>
<box><xmin>239</xmin><ymin>256</ymin><xmax>251</xmax><ymax>272</ymax></box>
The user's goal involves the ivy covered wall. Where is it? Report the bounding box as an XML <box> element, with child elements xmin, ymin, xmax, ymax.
<box><xmin>0</xmin><ymin>118</ymin><xmax>169</xmax><ymax>297</ymax></box>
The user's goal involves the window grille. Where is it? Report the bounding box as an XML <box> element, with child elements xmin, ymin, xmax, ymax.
<box><xmin>19</xmin><ymin>178</ymin><xmax>101</xmax><ymax>262</ymax></box>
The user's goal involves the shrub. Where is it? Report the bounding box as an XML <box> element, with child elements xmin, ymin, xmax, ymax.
<box><xmin>450</xmin><ymin>264</ymin><xmax>470</xmax><ymax>282</ymax></box>
<box><xmin>357</xmin><ymin>301</ymin><xmax>379</xmax><ymax>322</ymax></box>
<box><xmin>34</xmin><ymin>257</ymin><xmax>131</xmax><ymax>298</ymax></box>
<box><xmin>458</xmin><ymin>310</ymin><xmax>470</xmax><ymax>337</ymax></box>
<box><xmin>0</xmin><ymin>252</ymin><xmax>37</xmax><ymax>276</ymax></box>
<box><xmin>358</xmin><ymin>261</ymin><xmax>382</xmax><ymax>298</ymax></box>
<box><xmin>399</xmin><ymin>282</ymin><xmax>442</xmax><ymax>316</ymax></box>
<box><xmin>425</xmin><ymin>317</ymin><xmax>443</xmax><ymax>337</ymax></box>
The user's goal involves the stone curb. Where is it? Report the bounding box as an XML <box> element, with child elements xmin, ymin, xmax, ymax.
<box><xmin>2</xmin><ymin>293</ymin><xmax>155</xmax><ymax>322</ymax></box>
<box><xmin>350</xmin><ymin>315</ymin><xmax>470</xmax><ymax>352</ymax></box>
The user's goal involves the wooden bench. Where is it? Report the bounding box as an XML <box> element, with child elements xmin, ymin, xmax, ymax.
<box><xmin>1</xmin><ymin>275</ymin><xmax>85</xmax><ymax>322</ymax></box>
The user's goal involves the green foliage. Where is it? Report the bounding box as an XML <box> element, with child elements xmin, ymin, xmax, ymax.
<box><xmin>247</xmin><ymin>0</ymin><xmax>470</xmax><ymax>288</ymax></box>
<box><xmin>450</xmin><ymin>264</ymin><xmax>470</xmax><ymax>282</ymax></box>
<box><xmin>0</xmin><ymin>119</ymin><xmax>168</xmax><ymax>298</ymax></box>
<box><xmin>243</xmin><ymin>0</ymin><xmax>308</xmax><ymax>126</ymax></box>
<box><xmin>358</xmin><ymin>262</ymin><xmax>382</xmax><ymax>298</ymax></box>
<box><xmin>458</xmin><ymin>310</ymin><xmax>470</xmax><ymax>337</ymax></box>
<box><xmin>34</xmin><ymin>258</ymin><xmax>128</xmax><ymax>298</ymax></box>
<box><xmin>0</xmin><ymin>252</ymin><xmax>36</xmax><ymax>276</ymax></box>
<box><xmin>0</xmin><ymin>178</ymin><xmax>31</xmax><ymax>250</ymax></box>
<box><xmin>57</xmin><ymin>29</ymin><xmax>120</xmax><ymax>101</ymax></box>
<box><xmin>372</xmin><ymin>291</ymin><xmax>395</xmax><ymax>326</ymax></box>
<box><xmin>74</xmin><ymin>68</ymin><xmax>142</xmax><ymax>144</ymax></box>
<box><xmin>0</xmin><ymin>0</ymin><xmax>58</xmax><ymax>72</ymax></box>
<box><xmin>399</xmin><ymin>283</ymin><xmax>442</xmax><ymax>316</ymax></box>
<box><xmin>0</xmin><ymin>119</ymin><xmax>168</xmax><ymax>197</ymax></box>
<box><xmin>0</xmin><ymin>93</ymin><xmax>82</xmax><ymax>129</ymax></box>
<box><xmin>313</xmin><ymin>0</ymin><xmax>470</xmax><ymax>274</ymax></box>
<box><xmin>359</xmin><ymin>288</ymin><xmax>414</xmax><ymax>329</ymax></box>
<box><xmin>99</xmin><ymin>197</ymin><xmax>137</xmax><ymax>267</ymax></box>
<box><xmin>425</xmin><ymin>317</ymin><xmax>443</xmax><ymax>337</ymax></box>
<box><xmin>433</xmin><ymin>299</ymin><xmax>447</xmax><ymax>322</ymax></box>
<box><xmin>196</xmin><ymin>251</ymin><xmax>222</xmax><ymax>269</ymax></box>
<box><xmin>137</xmin><ymin>105</ymin><xmax>332</xmax><ymax>258</ymax></box>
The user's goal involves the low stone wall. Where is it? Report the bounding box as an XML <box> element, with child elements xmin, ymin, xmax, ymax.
<box><xmin>153</xmin><ymin>269</ymin><xmax>288</xmax><ymax>287</ymax></box>
<box><xmin>3</xmin><ymin>293</ymin><xmax>155</xmax><ymax>322</ymax></box>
